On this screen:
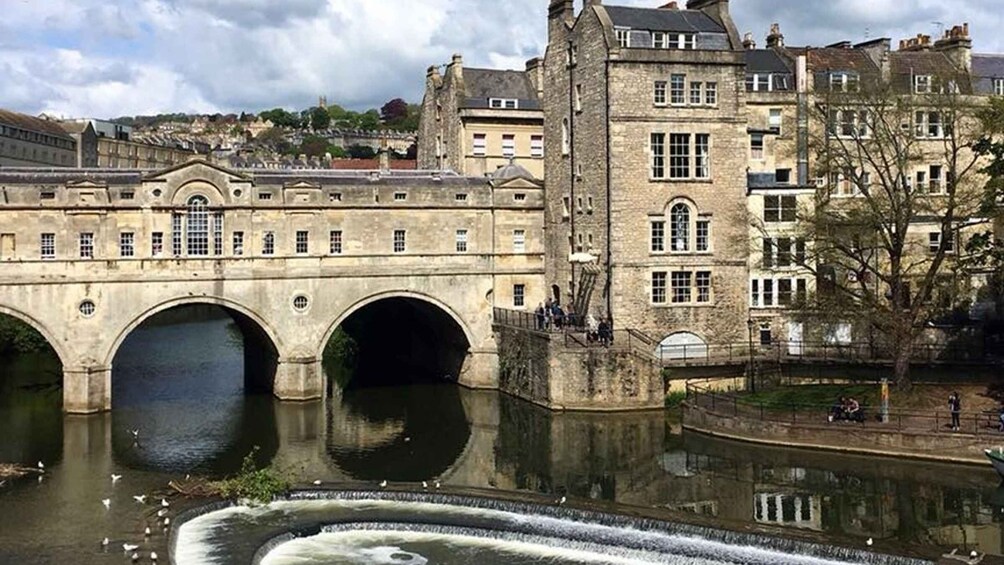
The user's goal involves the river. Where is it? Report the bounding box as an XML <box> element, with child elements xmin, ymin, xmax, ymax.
<box><xmin>0</xmin><ymin>311</ymin><xmax>1001</xmax><ymax>563</ymax></box>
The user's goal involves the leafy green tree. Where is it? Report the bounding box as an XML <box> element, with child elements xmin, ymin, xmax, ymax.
<box><xmin>259</xmin><ymin>108</ymin><xmax>301</xmax><ymax>129</ymax></box>
<box><xmin>381</xmin><ymin>98</ymin><xmax>409</xmax><ymax>123</ymax></box>
<box><xmin>347</xmin><ymin>145</ymin><xmax>376</xmax><ymax>159</ymax></box>
<box><xmin>300</xmin><ymin>135</ymin><xmax>330</xmax><ymax>158</ymax></box>
<box><xmin>310</xmin><ymin>107</ymin><xmax>331</xmax><ymax>131</ymax></box>
<box><xmin>358</xmin><ymin>110</ymin><xmax>381</xmax><ymax>131</ymax></box>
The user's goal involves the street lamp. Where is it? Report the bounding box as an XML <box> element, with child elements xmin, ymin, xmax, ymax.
<box><xmin>746</xmin><ymin>317</ymin><xmax>756</xmax><ymax>394</ymax></box>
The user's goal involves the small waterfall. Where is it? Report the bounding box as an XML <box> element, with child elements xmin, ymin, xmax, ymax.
<box><xmin>177</xmin><ymin>490</ymin><xmax>935</xmax><ymax>565</ymax></box>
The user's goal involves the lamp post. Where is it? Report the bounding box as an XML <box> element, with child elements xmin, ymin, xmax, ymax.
<box><xmin>746</xmin><ymin>317</ymin><xmax>756</xmax><ymax>394</ymax></box>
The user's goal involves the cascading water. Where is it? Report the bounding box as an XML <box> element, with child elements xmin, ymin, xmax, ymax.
<box><xmin>174</xmin><ymin>491</ymin><xmax>934</xmax><ymax>565</ymax></box>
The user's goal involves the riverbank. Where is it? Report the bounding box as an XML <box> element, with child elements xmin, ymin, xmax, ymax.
<box><xmin>683</xmin><ymin>383</ymin><xmax>1004</xmax><ymax>466</ymax></box>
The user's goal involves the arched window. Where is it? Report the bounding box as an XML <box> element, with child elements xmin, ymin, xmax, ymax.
<box><xmin>656</xmin><ymin>332</ymin><xmax>708</xmax><ymax>361</ymax></box>
<box><xmin>671</xmin><ymin>203</ymin><xmax>690</xmax><ymax>252</ymax></box>
<box><xmin>186</xmin><ymin>196</ymin><xmax>210</xmax><ymax>256</ymax></box>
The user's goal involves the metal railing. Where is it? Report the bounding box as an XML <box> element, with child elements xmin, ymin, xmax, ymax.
<box><xmin>686</xmin><ymin>382</ymin><xmax>1004</xmax><ymax>437</ymax></box>
<box><xmin>492</xmin><ymin>308</ymin><xmax>999</xmax><ymax>366</ymax></box>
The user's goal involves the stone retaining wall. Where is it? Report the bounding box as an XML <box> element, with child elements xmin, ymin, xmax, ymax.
<box><xmin>683</xmin><ymin>402</ymin><xmax>996</xmax><ymax>466</ymax></box>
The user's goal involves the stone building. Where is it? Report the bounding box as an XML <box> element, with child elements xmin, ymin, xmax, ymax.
<box><xmin>0</xmin><ymin>109</ymin><xmax>77</xmax><ymax>167</ymax></box>
<box><xmin>60</xmin><ymin>118</ymin><xmax>200</xmax><ymax>169</ymax></box>
<box><xmin>544</xmin><ymin>0</ymin><xmax>752</xmax><ymax>350</ymax></box>
<box><xmin>418</xmin><ymin>54</ymin><xmax>545</xmax><ymax>179</ymax></box>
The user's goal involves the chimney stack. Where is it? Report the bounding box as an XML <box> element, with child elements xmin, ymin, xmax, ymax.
<box><xmin>766</xmin><ymin>23</ymin><xmax>784</xmax><ymax>48</ymax></box>
<box><xmin>933</xmin><ymin>22</ymin><xmax>972</xmax><ymax>72</ymax></box>
<box><xmin>658</xmin><ymin>1</ymin><xmax>679</xmax><ymax>9</ymax></box>
<box><xmin>742</xmin><ymin>32</ymin><xmax>756</xmax><ymax>50</ymax></box>
<box><xmin>686</xmin><ymin>0</ymin><xmax>741</xmax><ymax>50</ymax></box>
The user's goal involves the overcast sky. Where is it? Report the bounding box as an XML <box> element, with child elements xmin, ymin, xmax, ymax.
<box><xmin>1</xmin><ymin>0</ymin><xmax>1001</xmax><ymax>119</ymax></box>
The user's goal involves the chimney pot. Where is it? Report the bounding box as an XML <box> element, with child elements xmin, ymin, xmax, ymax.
<box><xmin>658</xmin><ymin>1</ymin><xmax>678</xmax><ymax>9</ymax></box>
<box><xmin>742</xmin><ymin>32</ymin><xmax>756</xmax><ymax>50</ymax></box>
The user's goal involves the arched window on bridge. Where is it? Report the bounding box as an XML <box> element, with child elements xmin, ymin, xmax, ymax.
<box><xmin>173</xmin><ymin>196</ymin><xmax>224</xmax><ymax>258</ymax></box>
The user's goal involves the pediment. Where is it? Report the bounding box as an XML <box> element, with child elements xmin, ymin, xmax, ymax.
<box><xmin>142</xmin><ymin>159</ymin><xmax>250</xmax><ymax>183</ymax></box>
<box><xmin>493</xmin><ymin>177</ymin><xmax>543</xmax><ymax>189</ymax></box>
<box><xmin>65</xmin><ymin>179</ymin><xmax>109</xmax><ymax>190</ymax></box>
<box><xmin>283</xmin><ymin>180</ymin><xmax>322</xmax><ymax>190</ymax></box>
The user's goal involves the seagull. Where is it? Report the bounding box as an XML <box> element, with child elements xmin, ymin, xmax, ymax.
<box><xmin>866</xmin><ymin>538</ymin><xmax>873</xmax><ymax>547</ymax></box>
<box><xmin>312</xmin><ymin>480</ymin><xmax>322</xmax><ymax>486</ymax></box>
<box><xmin>123</xmin><ymin>543</ymin><xmax>139</xmax><ymax>552</ymax></box>
<box><xmin>37</xmin><ymin>461</ymin><xmax>44</xmax><ymax>472</ymax></box>
<box><xmin>157</xmin><ymin>508</ymin><xmax>168</xmax><ymax>518</ymax></box>
<box><xmin>162</xmin><ymin>517</ymin><xmax>170</xmax><ymax>527</ymax></box>
<box><xmin>102</xmin><ymin>498</ymin><xmax>111</xmax><ymax>509</ymax></box>
<box><xmin>131</xmin><ymin>552</ymin><xmax>139</xmax><ymax>563</ymax></box>
<box><xmin>434</xmin><ymin>481</ymin><xmax>441</xmax><ymax>489</ymax></box>
<box><xmin>1</xmin><ymin>480</ymin><xmax>6</xmax><ymax>487</ymax></box>
<box><xmin>151</xmin><ymin>551</ymin><xmax>158</xmax><ymax>562</ymax></box>
<box><xmin>101</xmin><ymin>537</ymin><xmax>109</xmax><ymax>547</ymax></box>
<box><xmin>379</xmin><ymin>480</ymin><xmax>387</xmax><ymax>488</ymax></box>
<box><xmin>558</xmin><ymin>496</ymin><xmax>567</xmax><ymax>505</ymax></box>
<box><xmin>185</xmin><ymin>474</ymin><xmax>190</xmax><ymax>481</ymax></box>
<box><xmin>972</xmin><ymin>551</ymin><xmax>979</xmax><ymax>558</ymax></box>
<box><xmin>111</xmin><ymin>474</ymin><xmax>122</xmax><ymax>484</ymax></box>
<box><xmin>422</xmin><ymin>481</ymin><xmax>428</xmax><ymax>489</ymax></box>
<box><xmin>404</xmin><ymin>437</ymin><xmax>411</xmax><ymax>443</ymax></box>
<box><xmin>129</xmin><ymin>429</ymin><xmax>140</xmax><ymax>439</ymax></box>
<box><xmin>144</xmin><ymin>526</ymin><xmax>151</xmax><ymax>537</ymax></box>
<box><xmin>160</xmin><ymin>498</ymin><xmax>169</xmax><ymax>508</ymax></box>
<box><xmin>133</xmin><ymin>495</ymin><xmax>147</xmax><ymax>504</ymax></box>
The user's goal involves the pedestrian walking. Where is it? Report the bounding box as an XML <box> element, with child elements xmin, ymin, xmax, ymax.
<box><xmin>534</xmin><ymin>303</ymin><xmax>545</xmax><ymax>331</ymax></box>
<box><xmin>948</xmin><ymin>391</ymin><xmax>962</xmax><ymax>432</ymax></box>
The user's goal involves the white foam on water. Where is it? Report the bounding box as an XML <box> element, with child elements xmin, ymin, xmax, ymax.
<box><xmin>175</xmin><ymin>498</ymin><xmax>900</xmax><ymax>565</ymax></box>
<box><xmin>259</xmin><ymin>530</ymin><xmax>670</xmax><ymax>565</ymax></box>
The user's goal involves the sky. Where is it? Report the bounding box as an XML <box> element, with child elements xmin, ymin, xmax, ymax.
<box><xmin>1</xmin><ymin>0</ymin><xmax>1002</xmax><ymax>119</ymax></box>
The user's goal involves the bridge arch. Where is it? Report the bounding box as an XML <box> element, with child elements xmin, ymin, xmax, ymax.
<box><xmin>317</xmin><ymin>290</ymin><xmax>476</xmax><ymax>361</ymax></box>
<box><xmin>0</xmin><ymin>304</ymin><xmax>69</xmax><ymax>367</ymax></box>
<box><xmin>656</xmin><ymin>331</ymin><xmax>709</xmax><ymax>361</ymax></box>
<box><xmin>104</xmin><ymin>295</ymin><xmax>283</xmax><ymax>369</ymax></box>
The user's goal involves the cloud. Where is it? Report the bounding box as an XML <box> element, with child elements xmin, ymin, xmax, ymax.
<box><xmin>0</xmin><ymin>0</ymin><xmax>1002</xmax><ymax>118</ymax></box>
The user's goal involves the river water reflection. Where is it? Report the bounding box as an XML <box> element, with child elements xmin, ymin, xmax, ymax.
<box><xmin>0</xmin><ymin>315</ymin><xmax>1002</xmax><ymax>563</ymax></box>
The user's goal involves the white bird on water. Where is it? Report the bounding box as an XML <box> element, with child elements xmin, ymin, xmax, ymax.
<box><xmin>102</xmin><ymin>498</ymin><xmax>111</xmax><ymax>509</ymax></box>
<box><xmin>133</xmin><ymin>495</ymin><xmax>147</xmax><ymax>504</ymax></box>
<box><xmin>379</xmin><ymin>480</ymin><xmax>388</xmax><ymax>488</ymax></box>
<box><xmin>160</xmin><ymin>498</ymin><xmax>169</xmax><ymax>508</ymax></box>
<box><xmin>157</xmin><ymin>508</ymin><xmax>168</xmax><ymax>518</ymax></box>
<box><xmin>144</xmin><ymin>526</ymin><xmax>151</xmax><ymax>537</ymax></box>
<box><xmin>162</xmin><ymin>517</ymin><xmax>170</xmax><ymax>527</ymax></box>
<box><xmin>101</xmin><ymin>537</ymin><xmax>109</xmax><ymax>547</ymax></box>
<box><xmin>558</xmin><ymin>496</ymin><xmax>566</xmax><ymax>505</ymax></box>
<box><xmin>129</xmin><ymin>429</ymin><xmax>140</xmax><ymax>439</ymax></box>
<box><xmin>151</xmin><ymin>551</ymin><xmax>158</xmax><ymax>562</ymax></box>
<box><xmin>111</xmin><ymin>474</ymin><xmax>122</xmax><ymax>484</ymax></box>
<box><xmin>37</xmin><ymin>461</ymin><xmax>44</xmax><ymax>472</ymax></box>
<box><xmin>866</xmin><ymin>538</ymin><xmax>873</xmax><ymax>546</ymax></box>
<box><xmin>131</xmin><ymin>552</ymin><xmax>139</xmax><ymax>563</ymax></box>
<box><xmin>422</xmin><ymin>481</ymin><xmax>428</xmax><ymax>489</ymax></box>
<box><xmin>434</xmin><ymin>481</ymin><xmax>441</xmax><ymax>489</ymax></box>
<box><xmin>972</xmin><ymin>551</ymin><xmax>980</xmax><ymax>558</ymax></box>
<box><xmin>123</xmin><ymin>543</ymin><xmax>139</xmax><ymax>552</ymax></box>
<box><xmin>312</xmin><ymin>480</ymin><xmax>321</xmax><ymax>486</ymax></box>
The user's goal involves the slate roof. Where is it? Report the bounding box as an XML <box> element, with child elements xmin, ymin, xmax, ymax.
<box><xmin>603</xmin><ymin>5</ymin><xmax>724</xmax><ymax>33</ymax></box>
<box><xmin>800</xmin><ymin>47</ymin><xmax>880</xmax><ymax>76</ymax></box>
<box><xmin>974</xmin><ymin>54</ymin><xmax>1004</xmax><ymax>79</ymax></box>
<box><xmin>463</xmin><ymin>69</ymin><xmax>537</xmax><ymax>101</ymax></box>
<box><xmin>0</xmin><ymin>109</ymin><xmax>75</xmax><ymax>140</ymax></box>
<box><xmin>490</xmin><ymin>161</ymin><xmax>537</xmax><ymax>181</ymax></box>
<box><xmin>746</xmin><ymin>49</ymin><xmax>792</xmax><ymax>74</ymax></box>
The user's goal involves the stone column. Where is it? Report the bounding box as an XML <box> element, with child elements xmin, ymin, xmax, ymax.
<box><xmin>457</xmin><ymin>348</ymin><xmax>498</xmax><ymax>389</ymax></box>
<box><xmin>63</xmin><ymin>364</ymin><xmax>112</xmax><ymax>414</ymax></box>
<box><xmin>273</xmin><ymin>356</ymin><xmax>324</xmax><ymax>402</ymax></box>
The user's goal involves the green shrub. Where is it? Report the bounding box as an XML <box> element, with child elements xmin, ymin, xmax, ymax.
<box><xmin>217</xmin><ymin>447</ymin><xmax>289</xmax><ymax>505</ymax></box>
<box><xmin>665</xmin><ymin>391</ymin><xmax>687</xmax><ymax>408</ymax></box>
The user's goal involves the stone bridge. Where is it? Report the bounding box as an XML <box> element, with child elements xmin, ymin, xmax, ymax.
<box><xmin>0</xmin><ymin>160</ymin><xmax>546</xmax><ymax>413</ymax></box>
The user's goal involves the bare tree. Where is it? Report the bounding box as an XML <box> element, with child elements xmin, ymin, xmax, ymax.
<box><xmin>782</xmin><ymin>74</ymin><xmax>992</xmax><ymax>387</ymax></box>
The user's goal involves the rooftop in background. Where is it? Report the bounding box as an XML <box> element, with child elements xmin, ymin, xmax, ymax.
<box><xmin>602</xmin><ymin>5</ymin><xmax>725</xmax><ymax>34</ymax></box>
<box><xmin>461</xmin><ymin>68</ymin><xmax>541</xmax><ymax>111</ymax></box>
<box><xmin>0</xmin><ymin>109</ymin><xmax>74</xmax><ymax>140</ymax></box>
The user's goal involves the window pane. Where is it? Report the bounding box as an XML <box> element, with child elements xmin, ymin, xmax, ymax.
<box><xmin>651</xmin><ymin>133</ymin><xmax>665</xmax><ymax>178</ymax></box>
<box><xmin>671</xmin><ymin>272</ymin><xmax>692</xmax><ymax>303</ymax></box>
<box><xmin>695</xmin><ymin>134</ymin><xmax>709</xmax><ymax>179</ymax></box>
<box><xmin>671</xmin><ymin>204</ymin><xmax>690</xmax><ymax>252</ymax></box>
<box><xmin>669</xmin><ymin>134</ymin><xmax>690</xmax><ymax>179</ymax></box>
<box><xmin>651</xmin><ymin>221</ymin><xmax>665</xmax><ymax>253</ymax></box>
<box><xmin>186</xmin><ymin>196</ymin><xmax>209</xmax><ymax>256</ymax></box>
<box><xmin>670</xmin><ymin>74</ymin><xmax>686</xmax><ymax>104</ymax></box>
<box><xmin>652</xmin><ymin>272</ymin><xmax>667</xmax><ymax>304</ymax></box>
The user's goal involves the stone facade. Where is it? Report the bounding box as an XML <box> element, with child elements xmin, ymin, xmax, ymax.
<box><xmin>0</xmin><ymin>160</ymin><xmax>545</xmax><ymax>413</ymax></box>
<box><xmin>0</xmin><ymin>109</ymin><xmax>77</xmax><ymax>167</ymax></box>
<box><xmin>544</xmin><ymin>0</ymin><xmax>751</xmax><ymax>352</ymax></box>
<box><xmin>418</xmin><ymin>54</ymin><xmax>545</xmax><ymax>179</ymax></box>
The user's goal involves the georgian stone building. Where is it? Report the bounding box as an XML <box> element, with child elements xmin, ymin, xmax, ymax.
<box><xmin>418</xmin><ymin>54</ymin><xmax>545</xmax><ymax>179</ymax></box>
<box><xmin>544</xmin><ymin>0</ymin><xmax>751</xmax><ymax>348</ymax></box>
<box><xmin>0</xmin><ymin>109</ymin><xmax>77</xmax><ymax>168</ymax></box>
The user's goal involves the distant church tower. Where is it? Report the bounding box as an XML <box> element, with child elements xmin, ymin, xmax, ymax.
<box><xmin>318</xmin><ymin>96</ymin><xmax>328</xmax><ymax>109</ymax></box>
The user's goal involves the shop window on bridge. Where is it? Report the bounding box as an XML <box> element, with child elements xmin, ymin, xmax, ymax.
<box><xmin>656</xmin><ymin>332</ymin><xmax>708</xmax><ymax>361</ymax></box>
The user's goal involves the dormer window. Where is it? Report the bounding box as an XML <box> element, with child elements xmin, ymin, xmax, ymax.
<box><xmin>652</xmin><ymin>32</ymin><xmax>668</xmax><ymax>49</ymax></box>
<box><xmin>915</xmin><ymin>75</ymin><xmax>932</xmax><ymax>94</ymax></box>
<box><xmin>489</xmin><ymin>98</ymin><xmax>518</xmax><ymax>110</ymax></box>
<box><xmin>615</xmin><ymin>28</ymin><xmax>631</xmax><ymax>48</ymax></box>
<box><xmin>747</xmin><ymin>73</ymin><xmax>774</xmax><ymax>92</ymax></box>
<box><xmin>670</xmin><ymin>33</ymin><xmax>697</xmax><ymax>50</ymax></box>
<box><xmin>829</xmin><ymin>72</ymin><xmax>859</xmax><ymax>92</ymax></box>
<box><xmin>995</xmin><ymin>78</ymin><xmax>1004</xmax><ymax>96</ymax></box>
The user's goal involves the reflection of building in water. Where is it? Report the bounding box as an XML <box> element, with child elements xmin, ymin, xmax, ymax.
<box><xmin>328</xmin><ymin>408</ymin><xmax>405</xmax><ymax>449</ymax></box>
<box><xmin>754</xmin><ymin>492</ymin><xmax>822</xmax><ymax>531</ymax></box>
